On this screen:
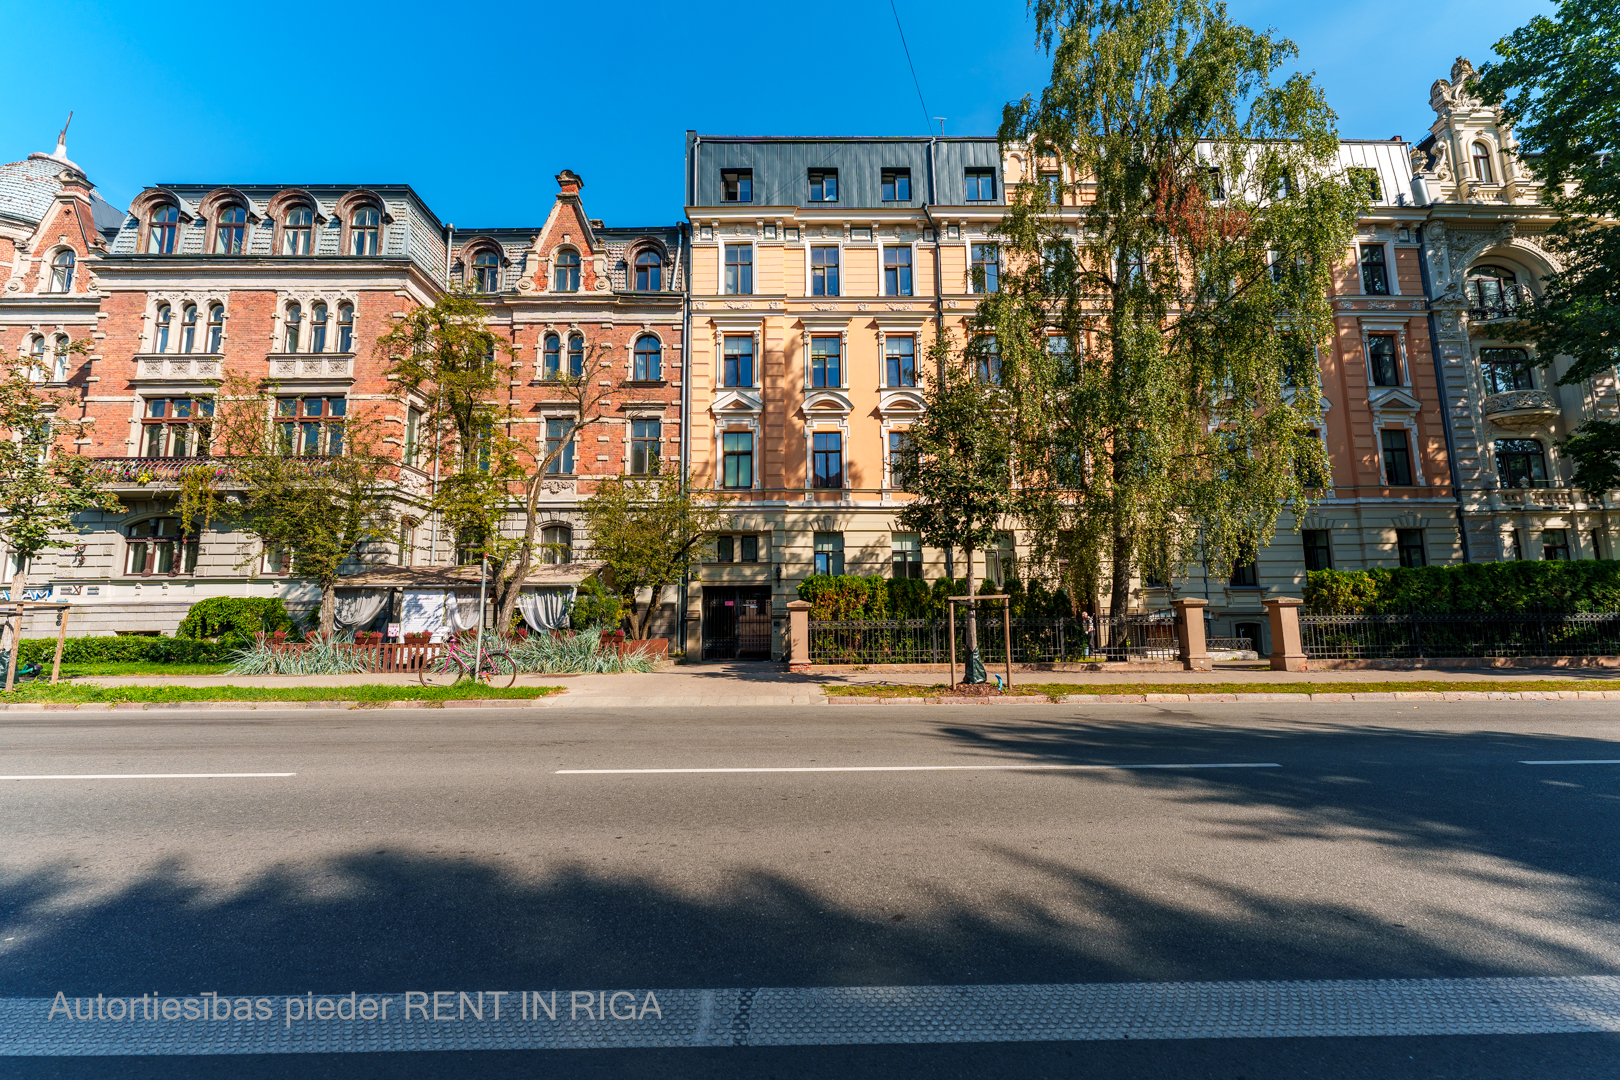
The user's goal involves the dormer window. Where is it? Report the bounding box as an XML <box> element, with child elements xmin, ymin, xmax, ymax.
<box><xmin>285</xmin><ymin>302</ymin><xmax>303</xmax><ymax>352</ymax></box>
<box><xmin>337</xmin><ymin>302</ymin><xmax>354</xmax><ymax>352</ymax></box>
<box><xmin>147</xmin><ymin>203</ymin><xmax>179</xmax><ymax>254</ymax></box>
<box><xmin>554</xmin><ymin>249</ymin><xmax>581</xmax><ymax>292</ymax></box>
<box><xmin>283</xmin><ymin>206</ymin><xmax>314</xmax><ymax>254</ymax></box>
<box><xmin>351</xmin><ymin>206</ymin><xmax>380</xmax><ymax>255</ymax></box>
<box><xmin>1472</xmin><ymin>142</ymin><xmax>1495</xmax><ymax>183</ymax></box>
<box><xmin>635</xmin><ymin>249</ymin><xmax>662</xmax><ymax>291</ymax></box>
<box><xmin>311</xmin><ymin>302</ymin><xmax>328</xmax><ymax>353</ymax></box>
<box><xmin>214</xmin><ymin>206</ymin><xmax>247</xmax><ymax>254</ymax></box>
<box><xmin>48</xmin><ymin>249</ymin><xmax>75</xmax><ymax>292</ymax></box>
<box><xmin>473</xmin><ymin>249</ymin><xmax>501</xmax><ymax>293</ymax></box>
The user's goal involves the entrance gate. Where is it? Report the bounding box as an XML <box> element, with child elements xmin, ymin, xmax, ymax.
<box><xmin>702</xmin><ymin>586</ymin><xmax>773</xmax><ymax>659</ymax></box>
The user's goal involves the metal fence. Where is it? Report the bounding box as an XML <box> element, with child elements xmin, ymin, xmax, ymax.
<box><xmin>808</xmin><ymin>615</ymin><xmax>1178</xmax><ymax>665</ymax></box>
<box><xmin>1300</xmin><ymin>611</ymin><xmax>1620</xmax><ymax>660</ymax></box>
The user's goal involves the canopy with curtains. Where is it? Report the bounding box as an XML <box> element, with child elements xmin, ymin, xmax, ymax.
<box><xmin>517</xmin><ymin>588</ymin><xmax>575</xmax><ymax>634</ymax></box>
<box><xmin>333</xmin><ymin>589</ymin><xmax>389</xmax><ymax>634</ymax></box>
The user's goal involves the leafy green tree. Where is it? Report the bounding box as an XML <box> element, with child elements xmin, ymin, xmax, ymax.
<box><xmin>895</xmin><ymin>344</ymin><xmax>1017</xmax><ymax>676</ymax></box>
<box><xmin>580</xmin><ymin>469</ymin><xmax>728</xmax><ymax>641</ymax></box>
<box><xmin>992</xmin><ymin>0</ymin><xmax>1361</xmax><ymax>615</ymax></box>
<box><xmin>179</xmin><ymin>372</ymin><xmax>396</xmax><ymax>637</ymax></box>
<box><xmin>0</xmin><ymin>348</ymin><xmax>122</xmax><ymax>652</ymax></box>
<box><xmin>1476</xmin><ymin>0</ymin><xmax>1620</xmax><ymax>493</ymax></box>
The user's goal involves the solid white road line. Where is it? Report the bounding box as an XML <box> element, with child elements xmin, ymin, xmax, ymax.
<box><xmin>556</xmin><ymin>763</ymin><xmax>1281</xmax><ymax>774</ymax></box>
<box><xmin>7</xmin><ymin>975</ymin><xmax>1620</xmax><ymax>1054</ymax></box>
<box><xmin>1520</xmin><ymin>760</ymin><xmax>1620</xmax><ymax>766</ymax></box>
<box><xmin>0</xmin><ymin>773</ymin><xmax>296</xmax><ymax>781</ymax></box>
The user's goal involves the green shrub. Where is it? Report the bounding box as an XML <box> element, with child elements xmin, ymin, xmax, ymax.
<box><xmin>569</xmin><ymin>577</ymin><xmax>622</xmax><ymax>631</ymax></box>
<box><xmin>1305</xmin><ymin>561</ymin><xmax>1620</xmax><ymax>614</ymax></box>
<box><xmin>15</xmin><ymin>635</ymin><xmax>233</xmax><ymax>666</ymax></box>
<box><xmin>797</xmin><ymin>575</ymin><xmax>891</xmax><ymax>619</ymax></box>
<box><xmin>176</xmin><ymin>597</ymin><xmax>294</xmax><ymax>646</ymax></box>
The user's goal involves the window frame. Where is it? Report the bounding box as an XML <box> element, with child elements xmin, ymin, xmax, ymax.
<box><xmin>1494</xmin><ymin>438</ymin><xmax>1549</xmax><ymax>488</ymax></box>
<box><xmin>552</xmin><ymin>248</ymin><xmax>581</xmax><ymax>292</ymax></box>
<box><xmin>282</xmin><ymin>205</ymin><xmax>314</xmax><ymax>255</ymax></box>
<box><xmin>881</xmin><ymin>168</ymin><xmax>911</xmax><ymax>202</ymax></box>
<box><xmin>350</xmin><ymin>206</ymin><xmax>381</xmax><ymax>255</ymax></box>
<box><xmin>1541</xmin><ymin>528</ymin><xmax>1570</xmax><ymax>561</ymax></box>
<box><xmin>146</xmin><ymin>203</ymin><xmax>179</xmax><ymax>254</ymax></box>
<box><xmin>970</xmin><ymin>242</ymin><xmax>999</xmax><ymax>294</ymax></box>
<box><xmin>336</xmin><ymin>302</ymin><xmax>355</xmax><ymax>353</ymax></box>
<box><xmin>721</xmin><ymin>430</ymin><xmax>754</xmax><ymax>489</ymax></box>
<box><xmin>141</xmin><ymin>395</ymin><xmax>215</xmax><ymax>458</ymax></box>
<box><xmin>310</xmin><ymin>302</ymin><xmax>328</xmax><ymax>353</ymax></box>
<box><xmin>721</xmin><ymin>169</ymin><xmax>753</xmax><ymax>203</ymax></box>
<box><xmin>964</xmin><ymin>168</ymin><xmax>997</xmax><ymax>202</ymax></box>
<box><xmin>813</xmin><ymin>531</ymin><xmax>845</xmax><ymax>576</ymax></box>
<box><xmin>1359</xmin><ymin>243</ymin><xmax>1391</xmax><ymax>296</ymax></box>
<box><xmin>1472</xmin><ymin>142</ymin><xmax>1495</xmax><ymax>184</ymax></box>
<box><xmin>213</xmin><ymin>205</ymin><xmax>247</xmax><ymax>255</ymax></box>
<box><xmin>1380</xmin><ymin>428</ymin><xmax>1415</xmax><ymax>487</ymax></box>
<box><xmin>48</xmin><ymin>248</ymin><xmax>75</xmax><ymax>293</ymax></box>
<box><xmin>633</xmin><ymin>248</ymin><xmax>663</xmax><ymax>292</ymax></box>
<box><xmin>891</xmin><ymin>532</ymin><xmax>923</xmax><ymax>579</ymax></box>
<box><xmin>275</xmin><ymin>395</ymin><xmax>346</xmax><ymax>456</ymax></box>
<box><xmin>1480</xmin><ymin>348</ymin><xmax>1534</xmax><ymax>394</ymax></box>
<box><xmin>633</xmin><ymin>334</ymin><xmax>663</xmax><ymax>381</ymax></box>
<box><xmin>808</xmin><ymin>168</ymin><xmax>838</xmax><ymax>203</ymax></box>
<box><xmin>723</xmin><ymin>243</ymin><xmax>753</xmax><ymax>295</ymax></box>
<box><xmin>472</xmin><ymin>248</ymin><xmax>502</xmax><ymax>293</ymax></box>
<box><xmin>539</xmin><ymin>523</ymin><xmax>573</xmax><ymax>565</ymax></box>
<box><xmin>123</xmin><ymin>517</ymin><xmax>199</xmax><ymax>577</ymax></box>
<box><xmin>1367</xmin><ymin>334</ymin><xmax>1401</xmax><ymax>387</ymax></box>
<box><xmin>629</xmin><ymin>417</ymin><xmax>662</xmax><ymax>474</ymax></box>
<box><xmin>1302</xmin><ymin>529</ymin><xmax>1333</xmax><ymax>572</ymax></box>
<box><xmin>544</xmin><ymin>417</ymin><xmax>577</xmax><ymax>476</ymax></box>
<box><xmin>722</xmin><ymin>335</ymin><xmax>755</xmax><ymax>388</ymax></box>
<box><xmin>809</xmin><ymin>245</ymin><xmax>841</xmax><ymax>297</ymax></box>
<box><xmin>809</xmin><ymin>335</ymin><xmax>842</xmax><ymax>389</ymax></box>
<box><xmin>887</xmin><ymin>429</ymin><xmax>913</xmax><ymax>490</ymax></box>
<box><xmin>284</xmin><ymin>302</ymin><xmax>302</xmax><ymax>353</ymax></box>
<box><xmin>885</xmin><ymin>335</ymin><xmax>916</xmax><ymax>388</ymax></box>
<box><xmin>153</xmin><ymin>303</ymin><xmax>171</xmax><ymax>353</ymax></box>
<box><xmin>204</xmin><ymin>303</ymin><xmax>225</xmax><ymax>353</ymax></box>
<box><xmin>883</xmin><ymin>244</ymin><xmax>913</xmax><ymax>296</ymax></box>
<box><xmin>811</xmin><ymin>431</ymin><xmax>844</xmax><ymax>489</ymax></box>
<box><xmin>1396</xmin><ymin>528</ymin><xmax>1427</xmax><ymax>568</ymax></box>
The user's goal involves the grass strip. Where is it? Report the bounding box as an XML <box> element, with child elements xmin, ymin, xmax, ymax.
<box><xmin>0</xmin><ymin>683</ymin><xmax>563</xmax><ymax>704</ymax></box>
<box><xmin>57</xmin><ymin>663</ymin><xmax>234</xmax><ymax>677</ymax></box>
<box><xmin>825</xmin><ymin>680</ymin><xmax>1620</xmax><ymax>701</ymax></box>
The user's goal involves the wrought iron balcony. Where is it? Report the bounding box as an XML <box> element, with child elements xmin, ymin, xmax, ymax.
<box><xmin>89</xmin><ymin>456</ymin><xmax>233</xmax><ymax>489</ymax></box>
<box><xmin>1467</xmin><ymin>282</ymin><xmax>1536</xmax><ymax>323</ymax></box>
<box><xmin>1481</xmin><ymin>389</ymin><xmax>1560</xmax><ymax>431</ymax></box>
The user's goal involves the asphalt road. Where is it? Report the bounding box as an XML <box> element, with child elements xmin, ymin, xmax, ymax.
<box><xmin>3</xmin><ymin>701</ymin><xmax>1619</xmax><ymax>1078</ymax></box>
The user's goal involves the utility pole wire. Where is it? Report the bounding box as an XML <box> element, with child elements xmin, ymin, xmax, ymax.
<box><xmin>889</xmin><ymin>0</ymin><xmax>933</xmax><ymax>136</ymax></box>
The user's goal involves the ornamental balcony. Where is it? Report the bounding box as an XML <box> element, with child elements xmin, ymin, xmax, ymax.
<box><xmin>1490</xmin><ymin>479</ymin><xmax>1576</xmax><ymax>510</ymax></box>
<box><xmin>88</xmin><ymin>456</ymin><xmax>238</xmax><ymax>491</ymax></box>
<box><xmin>1467</xmin><ymin>282</ymin><xmax>1536</xmax><ymax>324</ymax></box>
<box><xmin>1482</xmin><ymin>389</ymin><xmax>1560</xmax><ymax>431</ymax></box>
<box><xmin>133</xmin><ymin>354</ymin><xmax>223</xmax><ymax>382</ymax></box>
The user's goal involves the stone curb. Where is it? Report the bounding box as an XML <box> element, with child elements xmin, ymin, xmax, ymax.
<box><xmin>826</xmin><ymin>689</ymin><xmax>1620</xmax><ymax>706</ymax></box>
<box><xmin>0</xmin><ymin>697</ymin><xmax>562</xmax><ymax>713</ymax></box>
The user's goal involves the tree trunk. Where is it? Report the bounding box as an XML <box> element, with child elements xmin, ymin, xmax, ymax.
<box><xmin>634</xmin><ymin>582</ymin><xmax>666</xmax><ymax>640</ymax></box>
<box><xmin>319</xmin><ymin>580</ymin><xmax>336</xmax><ymax>639</ymax></box>
<box><xmin>1</xmin><ymin>564</ymin><xmax>26</xmax><ymax>657</ymax></box>
<box><xmin>493</xmin><ymin>478</ymin><xmax>543</xmax><ymax>637</ymax></box>
<box><xmin>1108</xmin><ymin>523</ymin><xmax>1132</xmax><ymax>620</ymax></box>
<box><xmin>963</xmin><ymin>545</ymin><xmax>978</xmax><ymax>652</ymax></box>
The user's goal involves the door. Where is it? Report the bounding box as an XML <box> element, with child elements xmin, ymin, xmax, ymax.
<box><xmin>702</xmin><ymin>586</ymin><xmax>773</xmax><ymax>659</ymax></box>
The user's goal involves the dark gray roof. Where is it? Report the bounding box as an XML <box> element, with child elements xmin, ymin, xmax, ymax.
<box><xmin>687</xmin><ymin>136</ymin><xmax>1004</xmax><ymax>209</ymax></box>
<box><xmin>0</xmin><ymin>156</ymin><xmax>123</xmax><ymax>229</ymax></box>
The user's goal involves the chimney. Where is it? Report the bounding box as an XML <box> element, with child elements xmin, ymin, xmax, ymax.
<box><xmin>555</xmin><ymin>170</ymin><xmax>583</xmax><ymax>196</ymax></box>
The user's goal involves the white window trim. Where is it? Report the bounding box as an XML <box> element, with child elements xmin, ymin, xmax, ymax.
<box><xmin>722</xmin><ymin>239</ymin><xmax>757</xmax><ymax>296</ymax></box>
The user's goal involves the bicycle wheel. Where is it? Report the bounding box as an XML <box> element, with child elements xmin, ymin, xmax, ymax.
<box><xmin>419</xmin><ymin>655</ymin><xmax>465</xmax><ymax>688</ymax></box>
<box><xmin>478</xmin><ymin>650</ymin><xmax>517</xmax><ymax>688</ymax></box>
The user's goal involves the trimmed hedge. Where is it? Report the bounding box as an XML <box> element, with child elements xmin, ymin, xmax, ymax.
<box><xmin>1305</xmin><ymin>561</ymin><xmax>1620</xmax><ymax>615</ymax></box>
<box><xmin>175</xmin><ymin>597</ymin><xmax>294</xmax><ymax>643</ymax></box>
<box><xmin>797</xmin><ymin>574</ymin><xmax>1075</xmax><ymax>619</ymax></box>
<box><xmin>15</xmin><ymin>635</ymin><xmax>234</xmax><ymax>666</ymax></box>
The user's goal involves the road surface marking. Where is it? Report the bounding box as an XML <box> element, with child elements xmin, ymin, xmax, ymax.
<box><xmin>0</xmin><ymin>773</ymin><xmax>296</xmax><ymax>781</ymax></box>
<box><xmin>556</xmin><ymin>763</ymin><xmax>1280</xmax><ymax>774</ymax></box>
<box><xmin>5</xmin><ymin>975</ymin><xmax>1619</xmax><ymax>1054</ymax></box>
<box><xmin>1520</xmin><ymin>760</ymin><xmax>1620</xmax><ymax>766</ymax></box>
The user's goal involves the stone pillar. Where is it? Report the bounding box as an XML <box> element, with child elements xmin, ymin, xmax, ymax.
<box><xmin>1263</xmin><ymin>597</ymin><xmax>1307</xmax><ymax>671</ymax></box>
<box><xmin>786</xmin><ymin>600</ymin><xmax>811</xmax><ymax>673</ymax></box>
<box><xmin>1173</xmin><ymin>597</ymin><xmax>1211</xmax><ymax>671</ymax></box>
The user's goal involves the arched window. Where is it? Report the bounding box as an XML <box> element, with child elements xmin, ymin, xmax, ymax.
<box><xmin>634</xmin><ymin>249</ymin><xmax>662</xmax><ymax>291</ymax></box>
<box><xmin>27</xmin><ymin>336</ymin><xmax>46</xmax><ymax>382</ymax></box>
<box><xmin>567</xmin><ymin>332</ymin><xmax>584</xmax><ymax>377</ymax></box>
<box><xmin>1467</xmin><ymin>265</ymin><xmax>1522</xmax><ymax>318</ymax></box>
<box><xmin>180</xmin><ymin>303</ymin><xmax>198</xmax><ymax>353</ymax></box>
<box><xmin>52</xmin><ymin>335</ymin><xmax>70</xmax><ymax>381</ymax></box>
<box><xmin>205</xmin><ymin>303</ymin><xmax>225</xmax><ymax>353</ymax></box>
<box><xmin>351</xmin><ymin>206</ymin><xmax>380</xmax><ymax>255</ymax></box>
<box><xmin>633</xmin><ymin>334</ymin><xmax>662</xmax><ymax>381</ymax></box>
<box><xmin>48</xmin><ymin>249</ymin><xmax>75</xmax><ymax>293</ymax></box>
<box><xmin>283</xmin><ymin>205</ymin><xmax>314</xmax><ymax>255</ymax></box>
<box><xmin>284</xmin><ymin>302</ymin><xmax>302</xmax><ymax>352</ymax></box>
<box><xmin>553</xmin><ymin>248</ymin><xmax>580</xmax><ymax>292</ymax></box>
<box><xmin>540</xmin><ymin>524</ymin><xmax>573</xmax><ymax>564</ymax></box>
<box><xmin>214</xmin><ymin>205</ymin><xmax>247</xmax><ymax>254</ymax></box>
<box><xmin>1472</xmin><ymin>142</ymin><xmax>1495</xmax><ymax>184</ymax></box>
<box><xmin>473</xmin><ymin>249</ymin><xmax>501</xmax><ymax>293</ymax></box>
<box><xmin>337</xmin><ymin>302</ymin><xmax>354</xmax><ymax>352</ymax></box>
<box><xmin>147</xmin><ymin>203</ymin><xmax>179</xmax><ymax>254</ymax></box>
<box><xmin>124</xmin><ymin>517</ymin><xmax>199</xmax><ymax>576</ymax></box>
<box><xmin>310</xmin><ymin>302</ymin><xmax>328</xmax><ymax>353</ymax></box>
<box><xmin>542</xmin><ymin>332</ymin><xmax>561</xmax><ymax>378</ymax></box>
<box><xmin>153</xmin><ymin>303</ymin><xmax>172</xmax><ymax>353</ymax></box>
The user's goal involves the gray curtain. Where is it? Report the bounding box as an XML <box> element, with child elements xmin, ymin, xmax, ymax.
<box><xmin>518</xmin><ymin>588</ymin><xmax>575</xmax><ymax>633</ymax></box>
<box><xmin>334</xmin><ymin>589</ymin><xmax>389</xmax><ymax>633</ymax></box>
<box><xmin>444</xmin><ymin>592</ymin><xmax>481</xmax><ymax>634</ymax></box>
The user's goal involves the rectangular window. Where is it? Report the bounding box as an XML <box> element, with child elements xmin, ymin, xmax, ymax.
<box><xmin>276</xmin><ymin>396</ymin><xmax>344</xmax><ymax>456</ymax></box>
<box><xmin>1495</xmin><ymin>438</ymin><xmax>1548</xmax><ymax>487</ymax></box>
<box><xmin>812</xmin><ymin>431</ymin><xmax>844</xmax><ymax>489</ymax></box>
<box><xmin>813</xmin><ymin>532</ymin><xmax>845</xmax><ymax>576</ymax></box>
<box><xmin>1542</xmin><ymin>529</ymin><xmax>1571</xmax><ymax>561</ymax></box>
<box><xmin>964</xmin><ymin>168</ymin><xmax>996</xmax><ymax>201</ymax></box>
<box><xmin>717</xmin><ymin>534</ymin><xmax>760</xmax><ymax>563</ymax></box>
<box><xmin>1228</xmin><ymin>561</ymin><xmax>1259</xmax><ymax>588</ymax></box>
<box><xmin>888</xmin><ymin>430</ymin><xmax>912</xmax><ymax>490</ymax></box>
<box><xmin>142</xmin><ymin>396</ymin><xmax>214</xmax><ymax>458</ymax></box>
<box><xmin>1040</xmin><ymin>170</ymin><xmax>1062</xmax><ymax>204</ymax></box>
<box><xmin>1591</xmin><ymin>530</ymin><xmax>1605</xmax><ymax>560</ymax></box>
<box><xmin>885</xmin><ymin>336</ymin><xmax>916</xmax><ymax>387</ymax></box>
<box><xmin>1349</xmin><ymin>167</ymin><xmax>1383</xmax><ymax>203</ymax></box>
<box><xmin>1480</xmin><ymin>348</ymin><xmax>1534</xmax><ymax>394</ymax></box>
<box><xmin>1302</xmin><ymin>529</ymin><xmax>1333</xmax><ymax>572</ymax></box>
<box><xmin>544</xmin><ymin>418</ymin><xmax>575</xmax><ymax>475</ymax></box>
<box><xmin>808</xmin><ymin>169</ymin><xmax>838</xmax><ymax>202</ymax></box>
<box><xmin>404</xmin><ymin>407</ymin><xmax>422</xmax><ymax>468</ymax></box>
<box><xmin>1381</xmin><ymin>429</ymin><xmax>1414</xmax><ymax>486</ymax></box>
<box><xmin>1359</xmin><ymin>244</ymin><xmax>1390</xmax><ymax>295</ymax></box>
<box><xmin>716</xmin><ymin>535</ymin><xmax>733</xmax><ymax>563</ymax></box>
<box><xmin>722</xmin><ymin>335</ymin><xmax>754</xmax><ymax>388</ymax></box>
<box><xmin>883</xmin><ymin>246</ymin><xmax>913</xmax><ymax>296</ymax></box>
<box><xmin>721</xmin><ymin>169</ymin><xmax>752</xmax><ymax>202</ymax></box>
<box><xmin>881</xmin><ymin>169</ymin><xmax>911</xmax><ymax>201</ymax></box>
<box><xmin>810</xmin><ymin>246</ymin><xmax>840</xmax><ymax>297</ymax></box>
<box><xmin>810</xmin><ymin>336</ymin><xmax>841</xmax><ymax>388</ymax></box>
<box><xmin>891</xmin><ymin>533</ymin><xmax>922</xmax><ymax>579</ymax></box>
<box><xmin>724</xmin><ymin>243</ymin><xmax>753</xmax><ymax>295</ymax></box>
<box><xmin>1367</xmin><ymin>334</ymin><xmax>1401</xmax><ymax>386</ymax></box>
<box><xmin>1510</xmin><ymin>529</ymin><xmax>1524</xmax><ymax>561</ymax></box>
<box><xmin>1397</xmin><ymin>528</ymin><xmax>1427</xmax><ymax>568</ymax></box>
<box><xmin>721</xmin><ymin>431</ymin><xmax>753</xmax><ymax>489</ymax></box>
<box><xmin>975</xmin><ymin>335</ymin><xmax>1001</xmax><ymax>385</ymax></box>
<box><xmin>629</xmin><ymin>418</ymin><xmax>661</xmax><ymax>474</ymax></box>
<box><xmin>971</xmin><ymin>243</ymin><xmax>999</xmax><ymax>293</ymax></box>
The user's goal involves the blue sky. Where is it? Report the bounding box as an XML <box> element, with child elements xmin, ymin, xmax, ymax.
<box><xmin>3</xmin><ymin>0</ymin><xmax>1553</xmax><ymax>227</ymax></box>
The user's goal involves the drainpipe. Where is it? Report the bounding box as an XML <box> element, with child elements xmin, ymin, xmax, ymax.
<box><xmin>677</xmin><ymin>219</ymin><xmax>693</xmax><ymax>656</ymax></box>
<box><xmin>923</xmin><ymin>138</ymin><xmax>946</xmax><ymax>358</ymax></box>
<box><xmin>1417</xmin><ymin>223</ymin><xmax>1471</xmax><ymax>561</ymax></box>
<box><xmin>428</xmin><ymin>222</ymin><xmax>453</xmax><ymax>565</ymax></box>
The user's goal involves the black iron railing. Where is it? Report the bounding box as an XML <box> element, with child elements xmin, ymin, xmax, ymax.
<box><xmin>1300</xmin><ymin>611</ymin><xmax>1620</xmax><ymax>659</ymax></box>
<box><xmin>808</xmin><ymin>615</ymin><xmax>1178</xmax><ymax>665</ymax></box>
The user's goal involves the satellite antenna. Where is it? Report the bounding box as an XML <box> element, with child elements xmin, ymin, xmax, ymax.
<box><xmin>933</xmin><ymin>117</ymin><xmax>946</xmax><ymax>136</ymax></box>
